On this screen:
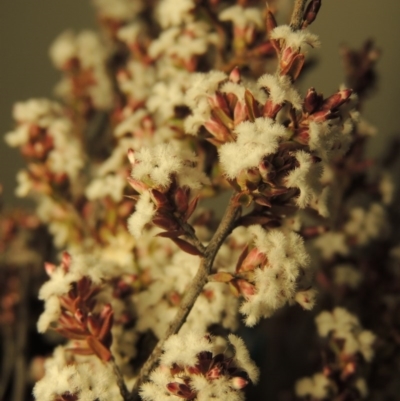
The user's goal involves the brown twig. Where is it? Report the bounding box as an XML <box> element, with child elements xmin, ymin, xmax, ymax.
<box><xmin>11</xmin><ymin>266</ymin><xmax>29</xmax><ymax>401</ymax></box>
<box><xmin>130</xmin><ymin>194</ymin><xmax>241</xmax><ymax>400</ymax></box>
<box><xmin>110</xmin><ymin>357</ymin><xmax>131</xmax><ymax>401</ymax></box>
<box><xmin>290</xmin><ymin>0</ymin><xmax>308</xmax><ymax>30</ymax></box>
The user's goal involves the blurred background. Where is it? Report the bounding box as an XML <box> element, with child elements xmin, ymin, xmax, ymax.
<box><xmin>1</xmin><ymin>0</ymin><xmax>400</xmax><ymax>207</ymax></box>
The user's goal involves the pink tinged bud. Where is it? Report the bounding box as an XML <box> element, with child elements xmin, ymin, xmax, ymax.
<box><xmin>263</xmin><ymin>101</ymin><xmax>283</xmax><ymax>119</ymax></box>
<box><xmin>321</xmin><ymin>89</ymin><xmax>353</xmax><ymax>111</ymax></box>
<box><xmin>100</xmin><ymin>303</ymin><xmax>113</xmax><ymax>319</ymax></box>
<box><xmin>341</xmin><ymin>362</ymin><xmax>356</xmax><ymax>380</ymax></box>
<box><xmin>236</xmin><ymin>279</ymin><xmax>256</xmax><ymax>298</ymax></box>
<box><xmin>233</xmin><ymin>101</ymin><xmax>247</xmax><ymax>126</ymax></box>
<box><xmin>87</xmin><ymin>314</ymin><xmax>100</xmax><ymax>336</ymax></box>
<box><xmin>207</xmin><ymin>366</ymin><xmax>222</xmax><ymax>380</ymax></box>
<box><xmin>266</xmin><ymin>10</ymin><xmax>279</xmax><ymax>53</ymax></box>
<box><xmin>309</xmin><ymin>109</ymin><xmax>334</xmax><ymax>123</ymax></box>
<box><xmin>74</xmin><ymin>309</ymin><xmax>85</xmax><ymax>325</ymax></box>
<box><xmin>231</xmin><ymin>376</ymin><xmax>249</xmax><ymax>390</ymax></box>
<box><xmin>293</xmin><ymin>127</ymin><xmax>310</xmax><ymax>145</ymax></box>
<box><xmin>127</xmin><ymin>148</ymin><xmax>135</xmax><ymax>165</ymax></box>
<box><xmin>61</xmin><ymin>252</ymin><xmax>71</xmax><ymax>272</ymax></box>
<box><xmin>44</xmin><ymin>262</ymin><xmax>56</xmax><ymax>276</ymax></box>
<box><xmin>127</xmin><ymin>177</ymin><xmax>148</xmax><ymax>194</ymax></box>
<box><xmin>204</xmin><ymin>119</ymin><xmax>231</xmax><ymax>142</ymax></box>
<box><xmin>240</xmin><ymin>248</ymin><xmax>266</xmax><ymax>272</ymax></box>
<box><xmin>229</xmin><ymin>66</ymin><xmax>241</xmax><ymax>83</ymax></box>
<box><xmin>251</xmin><ymin>41</ymin><xmax>275</xmax><ymax>57</ymax></box>
<box><xmin>166</xmin><ymin>382</ymin><xmax>196</xmax><ymax>399</ymax></box>
<box><xmin>209</xmin><ymin>91</ymin><xmax>231</xmax><ymax>117</ymax></box>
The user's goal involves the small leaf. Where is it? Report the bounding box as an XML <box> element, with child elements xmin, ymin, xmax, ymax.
<box><xmin>87</xmin><ymin>336</ymin><xmax>112</xmax><ymax>362</ymax></box>
<box><xmin>208</xmin><ymin>272</ymin><xmax>234</xmax><ymax>283</ymax></box>
<box><xmin>228</xmin><ymin>281</ymin><xmax>241</xmax><ymax>297</ymax></box>
<box><xmin>170</xmin><ymin>238</ymin><xmax>204</xmax><ymax>256</ymax></box>
<box><xmin>155</xmin><ymin>230</ymin><xmax>186</xmax><ymax>239</ymax></box>
<box><xmin>185</xmin><ymin>196</ymin><xmax>199</xmax><ymax>220</ymax></box>
<box><xmin>244</xmin><ymin>90</ymin><xmax>256</xmax><ymax>122</ymax></box>
<box><xmin>235</xmin><ymin>245</ymin><xmax>249</xmax><ymax>273</ymax></box>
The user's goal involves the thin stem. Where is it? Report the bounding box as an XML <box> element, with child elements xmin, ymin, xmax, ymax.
<box><xmin>290</xmin><ymin>0</ymin><xmax>308</xmax><ymax>30</ymax></box>
<box><xmin>110</xmin><ymin>358</ymin><xmax>131</xmax><ymax>401</ymax></box>
<box><xmin>11</xmin><ymin>266</ymin><xmax>29</xmax><ymax>401</ymax></box>
<box><xmin>130</xmin><ymin>195</ymin><xmax>240</xmax><ymax>400</ymax></box>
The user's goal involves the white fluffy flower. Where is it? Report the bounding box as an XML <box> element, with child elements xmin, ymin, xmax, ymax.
<box><xmin>219</xmin><ymin>5</ymin><xmax>263</xmax><ymax>30</ymax></box>
<box><xmin>295</xmin><ymin>373</ymin><xmax>331</xmax><ymax>399</ymax></box>
<box><xmin>156</xmin><ymin>0</ymin><xmax>196</xmax><ymax>28</ymax></box>
<box><xmin>140</xmin><ymin>332</ymin><xmax>259</xmax><ymax>401</ymax></box>
<box><xmin>127</xmin><ymin>191</ymin><xmax>156</xmax><ymax>239</ymax></box>
<box><xmin>131</xmin><ymin>143</ymin><xmax>209</xmax><ymax>189</ymax></box>
<box><xmin>270</xmin><ymin>25</ymin><xmax>320</xmax><ymax>51</ymax></box>
<box><xmin>240</xmin><ymin>226</ymin><xmax>312</xmax><ymax>326</ymax></box>
<box><xmin>219</xmin><ymin>117</ymin><xmax>290</xmax><ymax>179</ymax></box>
<box><xmin>258</xmin><ymin>74</ymin><xmax>302</xmax><ymax>109</ymax></box>
<box><xmin>285</xmin><ymin>150</ymin><xmax>323</xmax><ymax>209</ymax></box>
<box><xmin>315</xmin><ymin>308</ymin><xmax>376</xmax><ymax>361</ymax></box>
<box><xmin>33</xmin><ymin>347</ymin><xmax>122</xmax><ymax>401</ymax></box>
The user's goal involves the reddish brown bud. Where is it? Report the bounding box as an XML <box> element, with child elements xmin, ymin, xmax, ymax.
<box><xmin>302</xmin><ymin>0</ymin><xmax>322</xmax><ymax>28</ymax></box>
<box><xmin>321</xmin><ymin>89</ymin><xmax>353</xmax><ymax>110</ymax></box>
<box><xmin>303</xmin><ymin>87</ymin><xmax>323</xmax><ymax>114</ymax></box>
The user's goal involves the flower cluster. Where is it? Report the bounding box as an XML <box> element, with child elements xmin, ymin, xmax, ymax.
<box><xmin>141</xmin><ymin>332</ymin><xmax>259</xmax><ymax>401</ymax></box>
<box><xmin>2</xmin><ymin>1</ymin><xmax>398</xmax><ymax>401</ymax></box>
<box><xmin>296</xmin><ymin>308</ymin><xmax>376</xmax><ymax>400</ymax></box>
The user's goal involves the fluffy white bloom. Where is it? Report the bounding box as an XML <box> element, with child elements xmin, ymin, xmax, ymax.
<box><xmin>315</xmin><ymin>308</ymin><xmax>376</xmax><ymax>361</ymax></box>
<box><xmin>156</xmin><ymin>0</ymin><xmax>196</xmax><ymax>28</ymax></box>
<box><xmin>4</xmin><ymin>125</ymin><xmax>30</xmax><ymax>147</ymax></box>
<box><xmin>117</xmin><ymin>21</ymin><xmax>145</xmax><ymax>44</ymax></box>
<box><xmin>270</xmin><ymin>25</ymin><xmax>320</xmax><ymax>51</ymax></box>
<box><xmin>333</xmin><ymin>264</ymin><xmax>363</xmax><ymax>288</ymax></box>
<box><xmin>219</xmin><ymin>117</ymin><xmax>290</xmax><ymax>179</ymax></box>
<box><xmin>219</xmin><ymin>5</ymin><xmax>263</xmax><ymax>29</ymax></box>
<box><xmin>285</xmin><ymin>150</ymin><xmax>323</xmax><ymax>209</ymax></box>
<box><xmin>257</xmin><ymin>74</ymin><xmax>302</xmax><ymax>109</ymax></box>
<box><xmin>240</xmin><ymin>226</ymin><xmax>312</xmax><ymax>326</ymax></box>
<box><xmin>295</xmin><ymin>373</ymin><xmax>331</xmax><ymax>399</ymax></box>
<box><xmin>47</xmin><ymin>119</ymin><xmax>85</xmax><ymax>179</ymax></box>
<box><xmin>33</xmin><ymin>347</ymin><xmax>122</xmax><ymax>401</ymax></box>
<box><xmin>117</xmin><ymin>61</ymin><xmax>156</xmax><ymax>101</ymax></box>
<box><xmin>12</xmin><ymin>98</ymin><xmax>62</xmax><ymax>125</ymax></box>
<box><xmin>141</xmin><ymin>332</ymin><xmax>258</xmax><ymax>401</ymax></box>
<box><xmin>85</xmin><ymin>173</ymin><xmax>126</xmax><ymax>202</ymax></box>
<box><xmin>131</xmin><ymin>143</ymin><xmax>209</xmax><ymax>189</ymax></box>
<box><xmin>308</xmin><ymin>120</ymin><xmax>354</xmax><ymax>162</ymax></box>
<box><xmin>127</xmin><ymin>191</ymin><xmax>156</xmax><ymax>239</ymax></box>
<box><xmin>49</xmin><ymin>31</ymin><xmax>113</xmax><ymax>109</ymax></box>
<box><xmin>15</xmin><ymin>170</ymin><xmax>32</xmax><ymax>197</ymax></box>
<box><xmin>149</xmin><ymin>22</ymin><xmax>217</xmax><ymax>61</ymax></box>
<box><xmin>344</xmin><ymin>203</ymin><xmax>389</xmax><ymax>245</ymax></box>
<box><xmin>184</xmin><ymin>70</ymin><xmax>228</xmax><ymax>135</ymax></box>
<box><xmin>313</xmin><ymin>231</ymin><xmax>349</xmax><ymax>260</ymax></box>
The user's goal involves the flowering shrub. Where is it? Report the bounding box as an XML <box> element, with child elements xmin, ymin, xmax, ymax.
<box><xmin>1</xmin><ymin>0</ymin><xmax>399</xmax><ymax>401</ymax></box>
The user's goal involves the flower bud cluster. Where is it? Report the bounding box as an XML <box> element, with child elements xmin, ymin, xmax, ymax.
<box><xmin>295</xmin><ymin>308</ymin><xmax>376</xmax><ymax>400</ymax></box>
<box><xmin>127</xmin><ymin>143</ymin><xmax>209</xmax><ymax>248</ymax></box>
<box><xmin>49</xmin><ymin>30</ymin><xmax>113</xmax><ymax>113</ymax></box>
<box><xmin>211</xmin><ymin>225</ymin><xmax>315</xmax><ymax>326</ymax></box>
<box><xmin>38</xmin><ymin>253</ymin><xmax>114</xmax><ymax>361</ymax></box>
<box><xmin>140</xmin><ymin>332</ymin><xmax>259</xmax><ymax>401</ymax></box>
